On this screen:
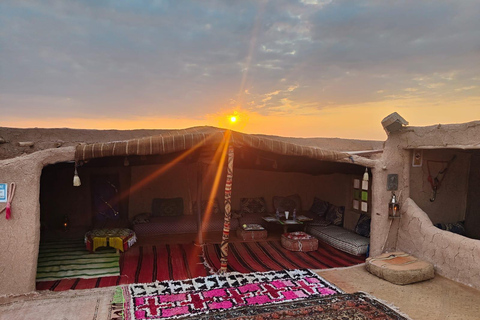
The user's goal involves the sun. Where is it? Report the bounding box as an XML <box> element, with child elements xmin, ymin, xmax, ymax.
<box><xmin>230</xmin><ymin>115</ymin><xmax>238</xmax><ymax>123</ymax></box>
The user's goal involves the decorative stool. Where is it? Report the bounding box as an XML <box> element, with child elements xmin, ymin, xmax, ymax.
<box><xmin>281</xmin><ymin>231</ymin><xmax>318</xmax><ymax>252</ymax></box>
<box><xmin>85</xmin><ymin>228</ymin><xmax>137</xmax><ymax>253</ymax></box>
<box><xmin>236</xmin><ymin>224</ymin><xmax>268</xmax><ymax>241</ymax></box>
<box><xmin>366</xmin><ymin>251</ymin><xmax>434</xmax><ymax>285</ymax></box>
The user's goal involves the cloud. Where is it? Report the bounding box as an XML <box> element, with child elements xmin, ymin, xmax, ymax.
<box><xmin>0</xmin><ymin>0</ymin><xmax>479</xmax><ymax>138</ymax></box>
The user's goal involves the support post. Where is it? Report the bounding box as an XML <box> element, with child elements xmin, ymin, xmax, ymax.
<box><xmin>219</xmin><ymin>144</ymin><xmax>234</xmax><ymax>273</ymax></box>
<box><xmin>196</xmin><ymin>162</ymin><xmax>203</xmax><ymax>244</ymax></box>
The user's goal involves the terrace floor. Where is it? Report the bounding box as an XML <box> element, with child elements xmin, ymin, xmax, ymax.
<box><xmin>2</xmin><ymin>231</ymin><xmax>480</xmax><ymax>319</ymax></box>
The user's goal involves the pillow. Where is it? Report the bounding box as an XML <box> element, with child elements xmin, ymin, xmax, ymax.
<box><xmin>193</xmin><ymin>199</ymin><xmax>222</xmax><ymax>216</ymax></box>
<box><xmin>231</xmin><ymin>210</ymin><xmax>243</xmax><ymax>219</ymax></box>
<box><xmin>132</xmin><ymin>213</ymin><xmax>151</xmax><ymax>225</ymax></box>
<box><xmin>355</xmin><ymin>214</ymin><xmax>371</xmax><ymax>237</ymax></box>
<box><xmin>325</xmin><ymin>204</ymin><xmax>345</xmax><ymax>226</ymax></box>
<box><xmin>309</xmin><ymin>197</ymin><xmax>330</xmax><ymax>217</ymax></box>
<box><xmin>308</xmin><ymin>217</ymin><xmax>332</xmax><ymax>227</ymax></box>
<box><xmin>273</xmin><ymin>194</ymin><xmax>302</xmax><ymax>213</ymax></box>
<box><xmin>434</xmin><ymin>221</ymin><xmax>466</xmax><ymax>235</ymax></box>
<box><xmin>152</xmin><ymin>198</ymin><xmax>184</xmax><ymax>217</ymax></box>
<box><xmin>239</xmin><ymin>197</ymin><xmax>267</xmax><ymax>215</ymax></box>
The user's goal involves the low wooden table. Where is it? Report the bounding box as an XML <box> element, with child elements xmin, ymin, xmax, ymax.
<box><xmin>85</xmin><ymin>228</ymin><xmax>137</xmax><ymax>253</ymax></box>
<box><xmin>236</xmin><ymin>224</ymin><xmax>268</xmax><ymax>241</ymax></box>
<box><xmin>262</xmin><ymin>215</ymin><xmax>313</xmax><ymax>233</ymax></box>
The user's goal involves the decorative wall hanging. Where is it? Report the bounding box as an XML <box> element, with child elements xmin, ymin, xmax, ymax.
<box><xmin>427</xmin><ymin>155</ymin><xmax>456</xmax><ymax>202</ymax></box>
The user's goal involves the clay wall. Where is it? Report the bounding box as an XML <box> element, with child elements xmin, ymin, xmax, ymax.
<box><xmin>409</xmin><ymin>149</ymin><xmax>470</xmax><ymax>224</ymax></box>
<box><xmin>397</xmin><ymin>199</ymin><xmax>480</xmax><ymax>289</ymax></box>
<box><xmin>376</xmin><ymin>120</ymin><xmax>480</xmax><ymax>289</ymax></box>
<box><xmin>0</xmin><ymin>147</ymin><xmax>75</xmax><ymax>296</ymax></box>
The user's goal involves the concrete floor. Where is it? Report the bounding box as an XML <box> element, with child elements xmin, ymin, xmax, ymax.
<box><xmin>318</xmin><ymin>265</ymin><xmax>480</xmax><ymax>320</ymax></box>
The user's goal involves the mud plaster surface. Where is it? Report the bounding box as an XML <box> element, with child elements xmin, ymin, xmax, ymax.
<box><xmin>397</xmin><ymin>198</ymin><xmax>480</xmax><ymax>289</ymax></box>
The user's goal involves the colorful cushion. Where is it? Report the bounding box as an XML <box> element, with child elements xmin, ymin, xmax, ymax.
<box><xmin>132</xmin><ymin>213</ymin><xmax>151</xmax><ymax>225</ymax></box>
<box><xmin>193</xmin><ymin>199</ymin><xmax>222</xmax><ymax>216</ymax></box>
<box><xmin>434</xmin><ymin>221</ymin><xmax>466</xmax><ymax>235</ymax></box>
<box><xmin>309</xmin><ymin>197</ymin><xmax>330</xmax><ymax>217</ymax></box>
<box><xmin>325</xmin><ymin>205</ymin><xmax>345</xmax><ymax>226</ymax></box>
<box><xmin>355</xmin><ymin>214</ymin><xmax>371</xmax><ymax>237</ymax></box>
<box><xmin>239</xmin><ymin>197</ymin><xmax>267</xmax><ymax>215</ymax></box>
<box><xmin>151</xmin><ymin>198</ymin><xmax>184</xmax><ymax>217</ymax></box>
<box><xmin>273</xmin><ymin>194</ymin><xmax>301</xmax><ymax>212</ymax></box>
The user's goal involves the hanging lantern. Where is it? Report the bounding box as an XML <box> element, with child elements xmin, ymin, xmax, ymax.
<box><xmin>388</xmin><ymin>192</ymin><xmax>400</xmax><ymax>219</ymax></box>
<box><xmin>363</xmin><ymin>168</ymin><xmax>369</xmax><ymax>181</ymax></box>
<box><xmin>73</xmin><ymin>164</ymin><xmax>81</xmax><ymax>187</ymax></box>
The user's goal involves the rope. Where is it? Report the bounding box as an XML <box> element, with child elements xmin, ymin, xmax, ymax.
<box><xmin>0</xmin><ymin>183</ymin><xmax>16</xmax><ymax>220</ymax></box>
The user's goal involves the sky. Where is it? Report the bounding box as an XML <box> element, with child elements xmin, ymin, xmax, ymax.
<box><xmin>1</xmin><ymin>0</ymin><xmax>479</xmax><ymax>140</ymax></box>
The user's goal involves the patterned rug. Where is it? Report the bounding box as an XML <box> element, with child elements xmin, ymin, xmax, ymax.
<box><xmin>36</xmin><ymin>239</ymin><xmax>120</xmax><ymax>282</ymax></box>
<box><xmin>173</xmin><ymin>292</ymin><xmax>411</xmax><ymax>319</ymax></box>
<box><xmin>121</xmin><ymin>269</ymin><xmax>342</xmax><ymax>320</ymax></box>
<box><xmin>202</xmin><ymin>240</ymin><xmax>365</xmax><ymax>273</ymax></box>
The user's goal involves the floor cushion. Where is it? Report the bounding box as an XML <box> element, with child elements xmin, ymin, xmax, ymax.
<box><xmin>365</xmin><ymin>251</ymin><xmax>435</xmax><ymax>285</ymax></box>
<box><xmin>281</xmin><ymin>231</ymin><xmax>318</xmax><ymax>252</ymax></box>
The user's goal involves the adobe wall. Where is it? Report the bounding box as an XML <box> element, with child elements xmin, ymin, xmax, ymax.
<box><xmin>398</xmin><ymin>198</ymin><xmax>480</xmax><ymax>289</ymax></box>
<box><xmin>375</xmin><ymin>120</ymin><xmax>480</xmax><ymax>289</ymax></box>
<box><xmin>0</xmin><ymin>147</ymin><xmax>75</xmax><ymax>296</ymax></box>
<box><xmin>409</xmin><ymin>149</ymin><xmax>470</xmax><ymax>224</ymax></box>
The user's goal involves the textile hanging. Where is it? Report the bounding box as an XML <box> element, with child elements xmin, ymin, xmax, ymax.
<box><xmin>219</xmin><ymin>144</ymin><xmax>234</xmax><ymax>273</ymax></box>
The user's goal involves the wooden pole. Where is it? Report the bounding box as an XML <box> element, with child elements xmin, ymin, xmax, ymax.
<box><xmin>219</xmin><ymin>144</ymin><xmax>234</xmax><ymax>273</ymax></box>
<box><xmin>196</xmin><ymin>162</ymin><xmax>203</xmax><ymax>244</ymax></box>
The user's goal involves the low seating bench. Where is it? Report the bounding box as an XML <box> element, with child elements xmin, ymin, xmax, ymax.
<box><xmin>307</xmin><ymin>225</ymin><xmax>369</xmax><ymax>256</ymax></box>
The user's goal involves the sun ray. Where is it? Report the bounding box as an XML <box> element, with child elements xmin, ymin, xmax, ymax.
<box><xmin>109</xmin><ymin>133</ymin><xmax>221</xmax><ymax>207</ymax></box>
<box><xmin>200</xmin><ymin>131</ymin><xmax>232</xmax><ymax>239</ymax></box>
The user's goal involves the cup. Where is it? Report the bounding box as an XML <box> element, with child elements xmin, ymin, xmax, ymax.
<box><xmin>285</xmin><ymin>211</ymin><xmax>289</xmax><ymax>220</ymax></box>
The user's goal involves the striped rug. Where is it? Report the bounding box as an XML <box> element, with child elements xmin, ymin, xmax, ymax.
<box><xmin>36</xmin><ymin>243</ymin><xmax>207</xmax><ymax>291</ymax></box>
<box><xmin>202</xmin><ymin>240</ymin><xmax>365</xmax><ymax>273</ymax></box>
<box><xmin>36</xmin><ymin>240</ymin><xmax>120</xmax><ymax>282</ymax></box>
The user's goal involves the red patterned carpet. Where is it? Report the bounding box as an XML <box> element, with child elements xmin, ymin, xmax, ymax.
<box><xmin>36</xmin><ymin>240</ymin><xmax>365</xmax><ymax>291</ymax></box>
<box><xmin>203</xmin><ymin>240</ymin><xmax>365</xmax><ymax>273</ymax></box>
